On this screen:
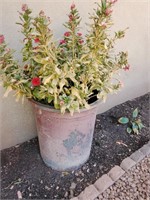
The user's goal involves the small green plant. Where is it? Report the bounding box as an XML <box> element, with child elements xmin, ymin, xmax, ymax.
<box><xmin>118</xmin><ymin>108</ymin><xmax>145</xmax><ymax>134</ymax></box>
<box><xmin>0</xmin><ymin>0</ymin><xmax>129</xmax><ymax>115</ymax></box>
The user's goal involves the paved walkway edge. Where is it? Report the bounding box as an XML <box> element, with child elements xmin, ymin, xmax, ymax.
<box><xmin>71</xmin><ymin>141</ymin><xmax>150</xmax><ymax>200</ymax></box>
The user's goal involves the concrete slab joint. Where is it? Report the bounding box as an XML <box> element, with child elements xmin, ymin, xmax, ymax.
<box><xmin>94</xmin><ymin>174</ymin><xmax>114</xmax><ymax>194</ymax></box>
<box><xmin>108</xmin><ymin>165</ymin><xmax>125</xmax><ymax>181</ymax></box>
<box><xmin>78</xmin><ymin>184</ymin><xmax>99</xmax><ymax>200</ymax></box>
<box><xmin>130</xmin><ymin>150</ymin><xmax>145</xmax><ymax>163</ymax></box>
<box><xmin>139</xmin><ymin>144</ymin><xmax>150</xmax><ymax>156</ymax></box>
<box><xmin>120</xmin><ymin>157</ymin><xmax>136</xmax><ymax>171</ymax></box>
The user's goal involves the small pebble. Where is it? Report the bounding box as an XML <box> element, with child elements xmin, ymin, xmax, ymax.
<box><xmin>64</xmin><ymin>191</ymin><xmax>68</xmax><ymax>197</ymax></box>
<box><xmin>45</xmin><ymin>186</ymin><xmax>51</xmax><ymax>190</ymax></box>
<box><xmin>56</xmin><ymin>186</ymin><xmax>59</xmax><ymax>190</ymax></box>
<box><xmin>70</xmin><ymin>182</ymin><xmax>76</xmax><ymax>189</ymax></box>
<box><xmin>17</xmin><ymin>191</ymin><xmax>22</xmax><ymax>199</ymax></box>
<box><xmin>93</xmin><ymin>163</ymin><xmax>97</xmax><ymax>167</ymax></box>
<box><xmin>10</xmin><ymin>185</ymin><xmax>14</xmax><ymax>190</ymax></box>
<box><xmin>69</xmin><ymin>189</ymin><xmax>74</xmax><ymax>198</ymax></box>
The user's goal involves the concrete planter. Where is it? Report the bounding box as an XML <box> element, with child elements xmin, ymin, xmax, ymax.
<box><xmin>31</xmin><ymin>100</ymin><xmax>99</xmax><ymax>171</ymax></box>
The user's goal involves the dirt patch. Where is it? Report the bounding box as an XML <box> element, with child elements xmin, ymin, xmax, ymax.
<box><xmin>1</xmin><ymin>93</ymin><xmax>149</xmax><ymax>199</ymax></box>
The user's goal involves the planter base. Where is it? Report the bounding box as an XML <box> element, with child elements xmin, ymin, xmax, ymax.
<box><xmin>32</xmin><ymin>100</ymin><xmax>100</xmax><ymax>171</ymax></box>
<box><xmin>42</xmin><ymin>152</ymin><xmax>90</xmax><ymax>171</ymax></box>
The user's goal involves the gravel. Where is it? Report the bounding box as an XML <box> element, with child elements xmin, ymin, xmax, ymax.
<box><xmin>96</xmin><ymin>155</ymin><xmax>150</xmax><ymax>200</ymax></box>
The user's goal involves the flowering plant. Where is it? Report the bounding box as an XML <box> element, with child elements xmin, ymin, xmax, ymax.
<box><xmin>0</xmin><ymin>0</ymin><xmax>129</xmax><ymax>114</ymax></box>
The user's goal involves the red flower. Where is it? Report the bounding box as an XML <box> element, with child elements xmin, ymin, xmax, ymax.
<box><xmin>34</xmin><ymin>38</ymin><xmax>40</xmax><ymax>43</ymax></box>
<box><xmin>31</xmin><ymin>77</ymin><xmax>41</xmax><ymax>86</ymax></box>
<box><xmin>77</xmin><ymin>33</ymin><xmax>82</xmax><ymax>37</ymax></box>
<box><xmin>105</xmin><ymin>9</ymin><xmax>112</xmax><ymax>16</ymax></box>
<box><xmin>64</xmin><ymin>32</ymin><xmax>71</xmax><ymax>37</ymax></box>
<box><xmin>0</xmin><ymin>35</ymin><xmax>5</xmax><ymax>44</ymax></box>
<box><xmin>71</xmin><ymin>3</ymin><xmax>75</xmax><ymax>10</ymax></box>
<box><xmin>22</xmin><ymin>4</ymin><xmax>28</xmax><ymax>12</ymax></box>
<box><xmin>60</xmin><ymin>40</ymin><xmax>66</xmax><ymax>45</ymax></box>
<box><xmin>123</xmin><ymin>65</ymin><xmax>130</xmax><ymax>71</ymax></box>
<box><xmin>79</xmin><ymin>39</ymin><xmax>84</xmax><ymax>44</ymax></box>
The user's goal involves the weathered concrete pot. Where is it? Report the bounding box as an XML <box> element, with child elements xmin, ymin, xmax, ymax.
<box><xmin>31</xmin><ymin>100</ymin><xmax>99</xmax><ymax>171</ymax></box>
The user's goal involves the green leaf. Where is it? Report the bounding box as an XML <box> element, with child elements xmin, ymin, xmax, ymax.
<box><xmin>118</xmin><ymin>117</ymin><xmax>129</xmax><ymax>124</ymax></box>
<box><xmin>138</xmin><ymin>122</ymin><xmax>145</xmax><ymax>130</ymax></box>
<box><xmin>59</xmin><ymin>79</ymin><xmax>67</xmax><ymax>92</ymax></box>
<box><xmin>132</xmin><ymin>108</ymin><xmax>138</xmax><ymax>118</ymax></box>
<box><xmin>127</xmin><ymin>127</ymin><xmax>132</xmax><ymax>134</ymax></box>
<box><xmin>47</xmin><ymin>96</ymin><xmax>53</xmax><ymax>103</ymax></box>
<box><xmin>133</xmin><ymin>128</ymin><xmax>139</xmax><ymax>134</ymax></box>
<box><xmin>71</xmin><ymin>87</ymin><xmax>81</xmax><ymax>100</ymax></box>
<box><xmin>132</xmin><ymin>122</ymin><xmax>139</xmax><ymax>134</ymax></box>
<box><xmin>101</xmin><ymin>0</ymin><xmax>106</xmax><ymax>10</ymax></box>
<box><xmin>135</xmin><ymin>119</ymin><xmax>141</xmax><ymax>124</ymax></box>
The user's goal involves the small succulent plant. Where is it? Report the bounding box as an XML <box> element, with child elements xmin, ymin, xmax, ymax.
<box><xmin>118</xmin><ymin>108</ymin><xmax>145</xmax><ymax>134</ymax></box>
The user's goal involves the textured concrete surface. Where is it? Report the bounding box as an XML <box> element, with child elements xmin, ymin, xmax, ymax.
<box><xmin>94</xmin><ymin>175</ymin><xmax>114</xmax><ymax>193</ymax></box>
<box><xmin>130</xmin><ymin>150</ymin><xmax>145</xmax><ymax>163</ymax></box>
<box><xmin>120</xmin><ymin>157</ymin><xmax>136</xmax><ymax>171</ymax></box>
<box><xmin>108</xmin><ymin>166</ymin><xmax>125</xmax><ymax>181</ymax></box>
<box><xmin>78</xmin><ymin>185</ymin><xmax>99</xmax><ymax>200</ymax></box>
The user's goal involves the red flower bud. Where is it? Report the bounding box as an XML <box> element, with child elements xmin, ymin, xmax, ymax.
<box><xmin>69</xmin><ymin>14</ymin><xmax>74</xmax><ymax>21</ymax></box>
<box><xmin>123</xmin><ymin>65</ymin><xmax>130</xmax><ymax>71</ymax></box>
<box><xmin>71</xmin><ymin>3</ymin><xmax>75</xmax><ymax>10</ymax></box>
<box><xmin>105</xmin><ymin>9</ymin><xmax>112</xmax><ymax>16</ymax></box>
<box><xmin>77</xmin><ymin>33</ymin><xmax>82</xmax><ymax>37</ymax></box>
<box><xmin>60</xmin><ymin>40</ymin><xmax>66</xmax><ymax>45</ymax></box>
<box><xmin>31</xmin><ymin>77</ymin><xmax>41</xmax><ymax>86</ymax></box>
<box><xmin>34</xmin><ymin>38</ymin><xmax>40</xmax><ymax>43</ymax></box>
<box><xmin>22</xmin><ymin>4</ymin><xmax>28</xmax><ymax>12</ymax></box>
<box><xmin>64</xmin><ymin>32</ymin><xmax>71</xmax><ymax>37</ymax></box>
<box><xmin>79</xmin><ymin>39</ymin><xmax>84</xmax><ymax>44</ymax></box>
<box><xmin>0</xmin><ymin>35</ymin><xmax>5</xmax><ymax>44</ymax></box>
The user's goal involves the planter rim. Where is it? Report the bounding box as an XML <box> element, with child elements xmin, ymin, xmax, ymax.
<box><xmin>29</xmin><ymin>98</ymin><xmax>101</xmax><ymax>114</ymax></box>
